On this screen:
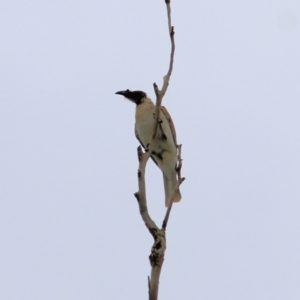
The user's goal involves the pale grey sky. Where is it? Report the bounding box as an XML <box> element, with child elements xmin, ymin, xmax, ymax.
<box><xmin>1</xmin><ymin>1</ymin><xmax>300</xmax><ymax>299</ymax></box>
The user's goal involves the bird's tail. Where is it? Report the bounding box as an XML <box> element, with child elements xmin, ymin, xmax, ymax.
<box><xmin>163</xmin><ymin>173</ymin><xmax>181</xmax><ymax>207</ymax></box>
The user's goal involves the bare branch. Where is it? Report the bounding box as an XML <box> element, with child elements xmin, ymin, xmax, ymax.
<box><xmin>134</xmin><ymin>1</ymin><xmax>180</xmax><ymax>299</ymax></box>
<box><xmin>134</xmin><ymin>147</ymin><xmax>158</xmax><ymax>237</ymax></box>
<box><xmin>135</xmin><ymin>145</ymin><xmax>167</xmax><ymax>299</ymax></box>
<box><xmin>151</xmin><ymin>0</ymin><xmax>176</xmax><ymax>145</ymax></box>
<box><xmin>149</xmin><ymin>228</ymin><xmax>166</xmax><ymax>300</ymax></box>
<box><xmin>160</xmin><ymin>2</ymin><xmax>175</xmax><ymax>97</ymax></box>
<box><xmin>148</xmin><ymin>276</ymin><xmax>151</xmax><ymax>298</ymax></box>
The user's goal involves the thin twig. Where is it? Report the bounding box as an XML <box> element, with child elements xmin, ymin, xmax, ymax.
<box><xmin>134</xmin><ymin>147</ymin><xmax>158</xmax><ymax>237</ymax></box>
<box><xmin>151</xmin><ymin>0</ymin><xmax>176</xmax><ymax>142</ymax></box>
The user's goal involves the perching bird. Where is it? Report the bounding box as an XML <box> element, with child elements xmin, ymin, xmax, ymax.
<box><xmin>115</xmin><ymin>89</ymin><xmax>181</xmax><ymax>207</ymax></box>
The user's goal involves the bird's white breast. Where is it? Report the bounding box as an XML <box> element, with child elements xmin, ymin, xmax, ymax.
<box><xmin>135</xmin><ymin>99</ymin><xmax>176</xmax><ymax>154</ymax></box>
<box><xmin>135</xmin><ymin>99</ymin><xmax>156</xmax><ymax>147</ymax></box>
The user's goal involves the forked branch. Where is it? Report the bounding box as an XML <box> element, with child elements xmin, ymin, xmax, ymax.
<box><xmin>133</xmin><ymin>1</ymin><xmax>182</xmax><ymax>299</ymax></box>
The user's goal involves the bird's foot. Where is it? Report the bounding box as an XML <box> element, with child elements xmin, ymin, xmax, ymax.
<box><xmin>145</xmin><ymin>143</ymin><xmax>151</xmax><ymax>152</ymax></box>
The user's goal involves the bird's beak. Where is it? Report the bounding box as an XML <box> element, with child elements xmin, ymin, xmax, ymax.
<box><xmin>115</xmin><ymin>90</ymin><xmax>126</xmax><ymax>96</ymax></box>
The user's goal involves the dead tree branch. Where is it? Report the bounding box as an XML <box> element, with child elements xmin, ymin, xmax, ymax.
<box><xmin>152</xmin><ymin>0</ymin><xmax>175</xmax><ymax>141</ymax></box>
<box><xmin>134</xmin><ymin>146</ymin><xmax>157</xmax><ymax>234</ymax></box>
<box><xmin>133</xmin><ymin>1</ymin><xmax>183</xmax><ymax>299</ymax></box>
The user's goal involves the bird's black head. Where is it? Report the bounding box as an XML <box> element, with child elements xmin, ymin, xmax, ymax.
<box><xmin>115</xmin><ymin>89</ymin><xmax>147</xmax><ymax>105</ymax></box>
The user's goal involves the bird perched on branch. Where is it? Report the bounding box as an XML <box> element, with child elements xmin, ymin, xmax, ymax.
<box><xmin>115</xmin><ymin>89</ymin><xmax>181</xmax><ymax>207</ymax></box>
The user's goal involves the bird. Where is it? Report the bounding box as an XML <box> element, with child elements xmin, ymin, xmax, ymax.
<box><xmin>115</xmin><ymin>89</ymin><xmax>181</xmax><ymax>207</ymax></box>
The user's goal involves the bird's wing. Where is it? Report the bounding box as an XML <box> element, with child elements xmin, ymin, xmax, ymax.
<box><xmin>161</xmin><ymin>106</ymin><xmax>177</xmax><ymax>146</ymax></box>
<box><xmin>135</xmin><ymin>127</ymin><xmax>145</xmax><ymax>149</ymax></box>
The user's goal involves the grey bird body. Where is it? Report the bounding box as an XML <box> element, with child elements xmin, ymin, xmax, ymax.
<box><xmin>116</xmin><ymin>89</ymin><xmax>181</xmax><ymax>207</ymax></box>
